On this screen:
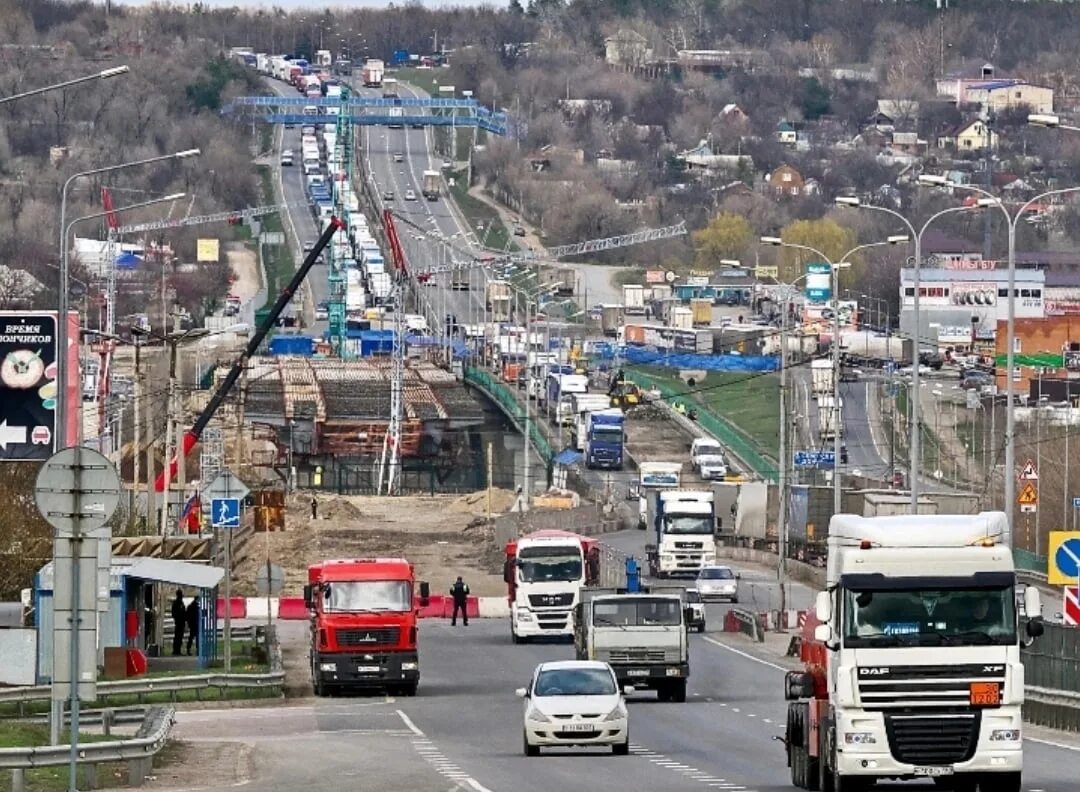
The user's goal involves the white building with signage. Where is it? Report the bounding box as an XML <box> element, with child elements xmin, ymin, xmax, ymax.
<box><xmin>899</xmin><ymin>265</ymin><xmax>1045</xmax><ymax>350</ymax></box>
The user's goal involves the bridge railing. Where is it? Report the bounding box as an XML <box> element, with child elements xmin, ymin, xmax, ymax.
<box><xmin>464</xmin><ymin>366</ymin><xmax>554</xmax><ymax>464</ymax></box>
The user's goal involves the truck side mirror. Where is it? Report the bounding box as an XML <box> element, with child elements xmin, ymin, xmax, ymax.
<box><xmin>814</xmin><ymin>623</ymin><xmax>833</xmax><ymax>644</ymax></box>
<box><xmin>683</xmin><ymin>606</ymin><xmax>694</xmax><ymax>625</ymax></box>
<box><xmin>303</xmin><ymin>584</ymin><xmax>314</xmax><ymax>610</ymax></box>
<box><xmin>1024</xmin><ymin>586</ymin><xmax>1043</xmax><ymax>621</ymax></box>
<box><xmin>1026</xmin><ymin>618</ymin><xmax>1044</xmax><ymax>640</ymax></box>
<box><xmin>418</xmin><ymin>581</ymin><xmax>430</xmax><ymax>607</ymax></box>
<box><xmin>814</xmin><ymin>591</ymin><xmax>832</xmax><ymax>623</ymax></box>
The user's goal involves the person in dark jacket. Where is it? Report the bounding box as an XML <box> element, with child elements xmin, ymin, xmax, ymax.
<box><xmin>450</xmin><ymin>576</ymin><xmax>470</xmax><ymax>626</ymax></box>
<box><xmin>171</xmin><ymin>589</ymin><xmax>186</xmax><ymax>656</ymax></box>
<box><xmin>185</xmin><ymin>598</ymin><xmax>200</xmax><ymax>656</ymax></box>
<box><xmin>311</xmin><ymin>496</ymin><xmax>318</xmax><ymax>520</ymax></box>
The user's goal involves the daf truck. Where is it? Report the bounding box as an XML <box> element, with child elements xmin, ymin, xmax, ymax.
<box><xmin>584</xmin><ymin>409</ymin><xmax>625</xmax><ymax>470</ymax></box>
<box><xmin>782</xmin><ymin>512</ymin><xmax>1044</xmax><ymax>792</ymax></box>
<box><xmin>504</xmin><ymin>530</ymin><xmax>616</xmax><ymax>643</ymax></box>
<box><xmin>645</xmin><ymin>490</ymin><xmax>717</xmax><ymax>578</ymax></box>
<box><xmin>574</xmin><ymin>587</ymin><xmax>691</xmax><ymax>702</ymax></box>
<box><xmin>304</xmin><ymin>558</ymin><xmax>429</xmax><ymax>696</ymax></box>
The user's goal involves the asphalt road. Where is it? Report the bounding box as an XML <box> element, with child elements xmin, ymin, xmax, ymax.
<box><xmin>176</xmin><ymin>539</ymin><xmax>1079</xmax><ymax>792</ymax></box>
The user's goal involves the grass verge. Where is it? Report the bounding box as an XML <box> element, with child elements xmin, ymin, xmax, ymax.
<box><xmin>257</xmin><ymin>164</ymin><xmax>295</xmax><ymax>296</ymax></box>
<box><xmin>635</xmin><ymin>366</ymin><xmax>781</xmax><ymax>460</ymax></box>
<box><xmin>447</xmin><ymin>169</ymin><xmax>518</xmax><ymax>252</ymax></box>
<box><xmin>0</xmin><ymin>723</ymin><xmax>136</xmax><ymax>791</ymax></box>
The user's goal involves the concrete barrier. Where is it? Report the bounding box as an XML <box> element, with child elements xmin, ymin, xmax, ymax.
<box><xmin>245</xmin><ymin>597</ymin><xmax>277</xmax><ymax>620</ymax></box>
<box><xmin>715</xmin><ymin>545</ymin><xmax>826</xmax><ymax>589</ymax></box>
<box><xmin>216</xmin><ymin>597</ymin><xmax>248</xmax><ymax>619</ymax></box>
<box><xmin>477</xmin><ymin>597</ymin><xmax>511</xmax><ymax>618</ymax></box>
<box><xmin>277</xmin><ymin>597</ymin><xmax>308</xmax><ymax>620</ymax></box>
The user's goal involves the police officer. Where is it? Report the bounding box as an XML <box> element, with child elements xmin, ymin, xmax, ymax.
<box><xmin>450</xmin><ymin>576</ymin><xmax>470</xmax><ymax>626</ymax></box>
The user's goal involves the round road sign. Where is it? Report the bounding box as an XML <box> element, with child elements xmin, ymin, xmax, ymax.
<box><xmin>665</xmin><ymin>270</ymin><xmax>676</xmax><ymax>283</ymax></box>
<box><xmin>34</xmin><ymin>447</ymin><xmax>121</xmax><ymax>537</ymax></box>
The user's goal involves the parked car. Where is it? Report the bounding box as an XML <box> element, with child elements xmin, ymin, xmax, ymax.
<box><xmin>695</xmin><ymin>565</ymin><xmax>739</xmax><ymax>603</ymax></box>
<box><xmin>517</xmin><ymin>660</ymin><xmax>630</xmax><ymax>756</ymax></box>
<box><xmin>684</xmin><ymin>589</ymin><xmax>706</xmax><ymax>633</ymax></box>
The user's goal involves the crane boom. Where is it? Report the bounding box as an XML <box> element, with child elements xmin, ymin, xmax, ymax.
<box><xmin>113</xmin><ymin>203</ymin><xmax>299</xmax><ymax>236</ymax></box>
<box><xmin>496</xmin><ymin>221</ymin><xmax>687</xmax><ymax>264</ymax></box>
<box><xmin>153</xmin><ymin>217</ymin><xmax>344</xmax><ymax>493</ymax></box>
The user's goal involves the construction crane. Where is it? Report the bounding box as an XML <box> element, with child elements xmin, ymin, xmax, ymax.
<box><xmin>112</xmin><ymin>203</ymin><xmax>299</xmax><ymax>236</ymax></box>
<box><xmin>491</xmin><ymin>221</ymin><xmax>688</xmax><ymax>264</ymax></box>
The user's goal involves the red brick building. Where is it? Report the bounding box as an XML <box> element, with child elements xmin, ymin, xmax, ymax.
<box><xmin>994</xmin><ymin>316</ymin><xmax>1080</xmax><ymax>395</ymax></box>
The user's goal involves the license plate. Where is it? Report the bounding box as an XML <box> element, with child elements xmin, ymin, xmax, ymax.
<box><xmin>560</xmin><ymin>723</ymin><xmax>595</xmax><ymax>732</ymax></box>
<box><xmin>627</xmin><ymin>669</ymin><xmax>649</xmax><ymax>677</ymax></box>
<box><xmin>356</xmin><ymin>665</ymin><xmax>381</xmax><ymax>673</ymax></box>
<box><xmin>914</xmin><ymin>767</ymin><xmax>954</xmax><ymax>777</ymax></box>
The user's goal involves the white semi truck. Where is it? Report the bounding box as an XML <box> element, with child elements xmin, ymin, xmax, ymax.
<box><xmin>644</xmin><ymin>490</ymin><xmax>717</xmax><ymax>578</ymax></box>
<box><xmin>782</xmin><ymin>511</ymin><xmax>1043</xmax><ymax>792</ymax></box>
<box><xmin>635</xmin><ymin>461</ymin><xmax>682</xmax><ymax>529</ymax></box>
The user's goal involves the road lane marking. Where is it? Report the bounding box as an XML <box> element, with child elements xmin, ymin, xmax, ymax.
<box><xmin>396</xmin><ymin>709</ymin><xmax>425</xmax><ymax>736</ymax></box>
<box><xmin>702</xmin><ymin>636</ymin><xmax>788</xmax><ymax>672</ymax></box>
<box><xmin>1025</xmin><ymin>735</ymin><xmax>1080</xmax><ymax>752</ymax></box>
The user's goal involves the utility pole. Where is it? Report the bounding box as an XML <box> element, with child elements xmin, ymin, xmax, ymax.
<box><xmin>133</xmin><ymin>339</ymin><xmax>141</xmax><ymax>525</ymax></box>
<box><xmin>159</xmin><ymin>338</ymin><xmax>176</xmax><ymax>538</ymax></box>
<box><xmin>777</xmin><ymin>313</ymin><xmax>789</xmax><ymax>618</ymax></box>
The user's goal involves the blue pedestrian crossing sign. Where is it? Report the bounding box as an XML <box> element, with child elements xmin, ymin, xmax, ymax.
<box><xmin>1048</xmin><ymin>531</ymin><xmax>1080</xmax><ymax>585</ymax></box>
<box><xmin>211</xmin><ymin>497</ymin><xmax>241</xmax><ymax>528</ymax></box>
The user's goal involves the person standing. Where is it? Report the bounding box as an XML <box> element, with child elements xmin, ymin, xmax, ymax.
<box><xmin>185</xmin><ymin>597</ymin><xmax>200</xmax><ymax>656</ymax></box>
<box><xmin>450</xmin><ymin>576</ymin><xmax>470</xmax><ymax>626</ymax></box>
<box><xmin>311</xmin><ymin>495</ymin><xmax>318</xmax><ymax>520</ymax></box>
<box><xmin>171</xmin><ymin>589</ymin><xmax>186</xmax><ymax>656</ymax></box>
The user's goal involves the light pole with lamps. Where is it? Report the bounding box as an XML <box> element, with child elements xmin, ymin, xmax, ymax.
<box><xmin>1028</xmin><ymin>113</ymin><xmax>1080</xmax><ymax>134</ymax></box>
<box><xmin>916</xmin><ymin>176</ymin><xmax>1080</xmax><ymax>536</ymax></box>
<box><xmin>0</xmin><ymin>66</ymin><xmax>128</xmax><ymax>105</ymax></box>
<box><xmin>835</xmin><ymin>193</ymin><xmax>983</xmax><ymax>505</ymax></box>
<box><xmin>760</xmin><ymin>235</ymin><xmax>910</xmax><ymax>516</ymax></box>
<box><xmin>57</xmin><ymin>150</ymin><xmax>199</xmax><ymax>448</ymax></box>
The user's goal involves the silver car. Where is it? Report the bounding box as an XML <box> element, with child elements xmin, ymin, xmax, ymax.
<box><xmin>695</xmin><ymin>565</ymin><xmax>740</xmax><ymax>603</ymax></box>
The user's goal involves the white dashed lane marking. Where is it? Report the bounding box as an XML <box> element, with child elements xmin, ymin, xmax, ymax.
<box><xmin>629</xmin><ymin>743</ymin><xmax>755</xmax><ymax>791</ymax></box>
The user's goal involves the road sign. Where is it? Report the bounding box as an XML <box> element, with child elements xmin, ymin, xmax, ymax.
<box><xmin>51</xmin><ymin>535</ymin><xmax>99</xmax><ymax>702</ymax></box>
<box><xmin>255</xmin><ymin>562</ymin><xmax>286</xmax><ymax>597</ymax></box>
<box><xmin>755</xmin><ymin>265</ymin><xmax>779</xmax><ymax>279</ymax></box>
<box><xmin>211</xmin><ymin>497</ymin><xmax>241</xmax><ymax>528</ymax></box>
<box><xmin>1017</xmin><ymin>481</ymin><xmax>1038</xmax><ymax>508</ymax></box>
<box><xmin>0</xmin><ymin>312</ymin><xmax>58</xmax><ymax>461</ymax></box>
<box><xmin>202</xmin><ymin>469</ymin><xmax>250</xmax><ymax>521</ymax></box>
<box><xmin>793</xmin><ymin>450</ymin><xmax>836</xmax><ymax>469</ymax></box>
<box><xmin>1019</xmin><ymin>459</ymin><xmax>1039</xmax><ymax>481</ymax></box>
<box><xmin>34</xmin><ymin>447</ymin><xmax>121</xmax><ymax>538</ymax></box>
<box><xmin>1048</xmin><ymin>531</ymin><xmax>1080</xmax><ymax>585</ymax></box>
<box><xmin>1073</xmin><ymin>497</ymin><xmax>1080</xmax><ymax>509</ymax></box>
<box><xmin>1065</xmin><ymin>586</ymin><xmax>1080</xmax><ymax>627</ymax></box>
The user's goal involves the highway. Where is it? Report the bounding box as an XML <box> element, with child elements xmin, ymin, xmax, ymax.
<box><xmin>174</xmin><ymin>534</ymin><xmax>1077</xmax><ymax>792</ymax></box>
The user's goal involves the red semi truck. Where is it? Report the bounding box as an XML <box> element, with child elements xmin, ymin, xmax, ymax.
<box><xmin>304</xmin><ymin>558</ymin><xmax>429</xmax><ymax>696</ymax></box>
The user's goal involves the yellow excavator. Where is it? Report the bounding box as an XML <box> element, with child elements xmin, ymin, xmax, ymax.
<box><xmin>608</xmin><ymin>369</ymin><xmax>642</xmax><ymax>408</ymax></box>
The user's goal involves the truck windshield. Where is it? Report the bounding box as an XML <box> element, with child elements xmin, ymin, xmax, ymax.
<box><xmin>664</xmin><ymin>516</ymin><xmax>713</xmax><ymax>534</ymax></box>
<box><xmin>842</xmin><ymin>586</ymin><xmax>1017</xmax><ymax>647</ymax></box>
<box><xmin>518</xmin><ymin>548</ymin><xmax>583</xmax><ymax>583</ymax></box>
<box><xmin>324</xmin><ymin>581</ymin><xmax>412</xmax><ymax>613</ymax></box>
<box><xmin>593</xmin><ymin>599</ymin><xmax>682</xmax><ymax>626</ymax></box>
<box><xmin>591</xmin><ymin>424</ymin><xmax>623</xmax><ymax>435</ymax></box>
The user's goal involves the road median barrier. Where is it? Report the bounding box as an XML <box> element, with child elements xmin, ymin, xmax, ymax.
<box><xmin>723</xmin><ymin>607</ymin><xmax>764</xmax><ymax>642</ymax></box>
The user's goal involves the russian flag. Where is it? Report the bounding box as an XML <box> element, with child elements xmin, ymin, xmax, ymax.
<box><xmin>179</xmin><ymin>494</ymin><xmax>201</xmax><ymax>534</ymax></box>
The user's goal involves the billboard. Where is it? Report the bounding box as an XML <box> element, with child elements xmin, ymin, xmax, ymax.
<box><xmin>805</xmin><ymin>262</ymin><xmax>831</xmax><ymax>303</ymax></box>
<box><xmin>0</xmin><ymin>312</ymin><xmax>59</xmax><ymax>460</ymax></box>
<box><xmin>196</xmin><ymin>238</ymin><xmax>220</xmax><ymax>262</ymax></box>
<box><xmin>645</xmin><ymin>270</ymin><xmax>666</xmax><ymax>284</ymax></box>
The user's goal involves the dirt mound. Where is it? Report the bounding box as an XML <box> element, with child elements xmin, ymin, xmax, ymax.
<box><xmin>447</xmin><ymin>488</ymin><xmax>518</xmax><ymax>515</ymax></box>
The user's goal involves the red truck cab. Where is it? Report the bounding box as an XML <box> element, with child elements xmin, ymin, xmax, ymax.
<box><xmin>304</xmin><ymin>558</ymin><xmax>428</xmax><ymax>696</ymax></box>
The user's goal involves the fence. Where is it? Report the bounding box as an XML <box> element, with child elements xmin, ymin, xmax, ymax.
<box><xmin>623</xmin><ymin>369</ymin><xmax>778</xmax><ymax>482</ymax></box>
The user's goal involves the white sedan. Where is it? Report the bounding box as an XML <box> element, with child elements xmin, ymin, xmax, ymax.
<box><xmin>695</xmin><ymin>565</ymin><xmax>740</xmax><ymax>602</ymax></box>
<box><xmin>517</xmin><ymin>660</ymin><xmax>630</xmax><ymax>756</ymax></box>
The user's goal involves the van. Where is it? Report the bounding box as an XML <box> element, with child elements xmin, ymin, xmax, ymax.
<box><xmin>303</xmin><ymin>161</ymin><xmax>320</xmax><ymax>176</ymax></box>
<box><xmin>302</xmin><ymin>105</ymin><xmax>319</xmax><ymax>116</ymax></box>
<box><xmin>280</xmin><ymin>151</ymin><xmax>293</xmax><ymax>166</ymax></box>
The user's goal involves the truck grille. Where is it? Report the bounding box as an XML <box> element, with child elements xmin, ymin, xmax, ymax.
<box><xmin>884</xmin><ymin>714</ymin><xmax>980</xmax><ymax>765</ymax></box>
<box><xmin>335</xmin><ymin>627</ymin><xmax>400</xmax><ymax>647</ymax></box>
<box><xmin>673</xmin><ymin>541</ymin><xmax>704</xmax><ymax>550</ymax></box>
<box><xmin>602</xmin><ymin>648</ymin><xmax>677</xmax><ymax>664</ymax></box>
<box><xmin>528</xmin><ymin>593</ymin><xmax>574</xmax><ymax>608</ymax></box>
<box><xmin>856</xmin><ymin>663</ymin><xmax>1006</xmax><ymax>711</ymax></box>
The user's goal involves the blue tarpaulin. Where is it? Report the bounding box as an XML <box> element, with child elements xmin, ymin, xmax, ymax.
<box><xmin>554</xmin><ymin>449</ymin><xmax>583</xmax><ymax>466</ymax></box>
<box><xmin>115</xmin><ymin>252</ymin><xmax>142</xmax><ymax>269</ymax></box>
<box><xmin>620</xmin><ymin>346</ymin><xmax>780</xmax><ymax>372</ymax></box>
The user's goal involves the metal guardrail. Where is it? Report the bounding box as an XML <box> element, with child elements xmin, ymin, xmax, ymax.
<box><xmin>0</xmin><ymin>671</ymin><xmax>284</xmax><ymax>705</ymax></box>
<box><xmin>0</xmin><ymin>706</ymin><xmax>172</xmax><ymax>791</ymax></box>
<box><xmin>464</xmin><ymin>366</ymin><xmax>554</xmax><ymax>463</ymax></box>
<box><xmin>726</xmin><ymin>606</ymin><xmax>764</xmax><ymax>643</ymax></box>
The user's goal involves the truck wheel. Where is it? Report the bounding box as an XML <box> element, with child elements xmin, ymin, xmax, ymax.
<box><xmin>670</xmin><ymin>679</ymin><xmax>687</xmax><ymax>703</ymax></box>
<box><xmin>401</xmin><ymin>682</ymin><xmax>418</xmax><ymax>697</ymax></box>
<box><xmin>523</xmin><ymin>730</ymin><xmax>540</xmax><ymax>757</ymax></box>
<box><xmin>656</xmin><ymin>687</ymin><xmax>670</xmax><ymax>702</ymax></box>
<box><xmin>510</xmin><ymin>621</ymin><xmax>522</xmax><ymax>644</ymax></box>
<box><xmin>698</xmin><ymin>622</ymin><xmax>706</xmax><ymax>633</ymax></box>
<box><xmin>947</xmin><ymin>777</ymin><xmax>977</xmax><ymax>792</ymax></box>
<box><xmin>976</xmin><ymin>773</ymin><xmax>1020</xmax><ymax>792</ymax></box>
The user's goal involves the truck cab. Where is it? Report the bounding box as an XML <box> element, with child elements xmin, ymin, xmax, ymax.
<box><xmin>635</xmin><ymin>462</ymin><xmax>682</xmax><ymax>529</ymax></box>
<box><xmin>304</xmin><ymin>558</ymin><xmax>428</xmax><ymax>696</ymax></box>
<box><xmin>584</xmin><ymin>408</ymin><xmax>625</xmax><ymax>470</ymax></box>
<box><xmin>645</xmin><ymin>490</ymin><xmax>717</xmax><ymax>578</ymax></box>
<box><xmin>574</xmin><ymin>588</ymin><xmax>691</xmax><ymax>702</ymax></box>
<box><xmin>783</xmin><ymin>512</ymin><xmax>1043</xmax><ymax>792</ymax></box>
<box><xmin>505</xmin><ymin>531</ymin><xmax>601</xmax><ymax>643</ymax></box>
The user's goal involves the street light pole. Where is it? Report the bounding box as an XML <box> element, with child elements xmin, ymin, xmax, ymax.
<box><xmin>762</xmin><ymin>236</ymin><xmax>909</xmax><ymax>515</ymax></box>
<box><xmin>916</xmin><ymin>180</ymin><xmax>1080</xmax><ymax>533</ymax></box>
<box><xmin>57</xmin><ymin>151</ymin><xmax>198</xmax><ymax>449</ymax></box>
<box><xmin>0</xmin><ymin>66</ymin><xmax>128</xmax><ymax>104</ymax></box>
